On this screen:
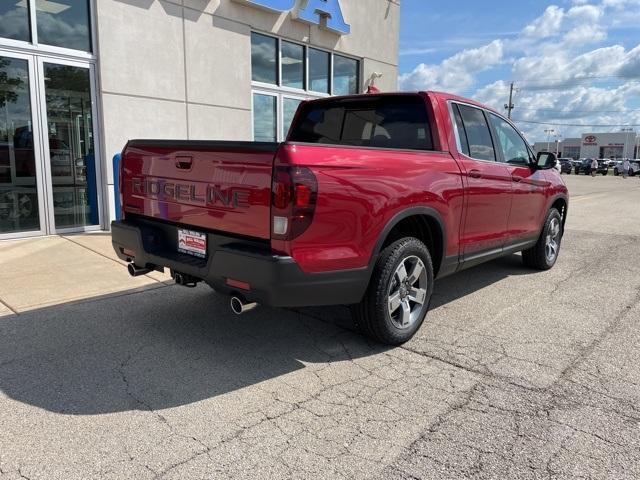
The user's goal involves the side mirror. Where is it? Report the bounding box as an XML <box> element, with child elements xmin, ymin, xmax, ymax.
<box><xmin>536</xmin><ymin>152</ymin><xmax>557</xmax><ymax>170</ymax></box>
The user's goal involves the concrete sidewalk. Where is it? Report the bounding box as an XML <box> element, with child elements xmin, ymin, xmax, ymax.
<box><xmin>0</xmin><ymin>233</ymin><xmax>171</xmax><ymax>316</ymax></box>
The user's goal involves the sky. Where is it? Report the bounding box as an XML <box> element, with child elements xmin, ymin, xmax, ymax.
<box><xmin>398</xmin><ymin>0</ymin><xmax>640</xmax><ymax>142</ymax></box>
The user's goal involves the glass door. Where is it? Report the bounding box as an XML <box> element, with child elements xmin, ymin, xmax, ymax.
<box><xmin>0</xmin><ymin>51</ymin><xmax>47</xmax><ymax>239</ymax></box>
<box><xmin>38</xmin><ymin>58</ymin><xmax>101</xmax><ymax>232</ymax></box>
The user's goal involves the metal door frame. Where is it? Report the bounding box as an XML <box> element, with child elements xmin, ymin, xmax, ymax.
<box><xmin>0</xmin><ymin>50</ymin><xmax>48</xmax><ymax>240</ymax></box>
<box><xmin>35</xmin><ymin>56</ymin><xmax>103</xmax><ymax>235</ymax></box>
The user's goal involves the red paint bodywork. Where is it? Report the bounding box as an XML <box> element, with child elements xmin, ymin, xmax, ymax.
<box><xmin>120</xmin><ymin>92</ymin><xmax>568</xmax><ymax>275</ymax></box>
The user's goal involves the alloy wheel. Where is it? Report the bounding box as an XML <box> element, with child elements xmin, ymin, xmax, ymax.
<box><xmin>387</xmin><ymin>255</ymin><xmax>428</xmax><ymax>329</ymax></box>
<box><xmin>545</xmin><ymin>217</ymin><xmax>561</xmax><ymax>263</ymax></box>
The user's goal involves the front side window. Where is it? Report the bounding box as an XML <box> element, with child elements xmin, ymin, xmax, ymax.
<box><xmin>0</xmin><ymin>2</ymin><xmax>30</xmax><ymax>42</ymax></box>
<box><xmin>37</xmin><ymin>0</ymin><xmax>92</xmax><ymax>52</ymax></box>
<box><xmin>289</xmin><ymin>96</ymin><xmax>433</xmax><ymax>150</ymax></box>
<box><xmin>457</xmin><ymin>104</ymin><xmax>496</xmax><ymax>161</ymax></box>
<box><xmin>488</xmin><ymin>114</ymin><xmax>531</xmax><ymax>165</ymax></box>
<box><xmin>251</xmin><ymin>33</ymin><xmax>277</xmax><ymax>84</ymax></box>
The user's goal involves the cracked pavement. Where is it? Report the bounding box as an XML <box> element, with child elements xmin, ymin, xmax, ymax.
<box><xmin>1</xmin><ymin>175</ymin><xmax>639</xmax><ymax>479</ymax></box>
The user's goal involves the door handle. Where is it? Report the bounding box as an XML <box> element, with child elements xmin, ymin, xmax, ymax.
<box><xmin>175</xmin><ymin>156</ymin><xmax>193</xmax><ymax>170</ymax></box>
<box><xmin>468</xmin><ymin>169</ymin><xmax>482</xmax><ymax>179</ymax></box>
<box><xmin>512</xmin><ymin>175</ymin><xmax>523</xmax><ymax>183</ymax></box>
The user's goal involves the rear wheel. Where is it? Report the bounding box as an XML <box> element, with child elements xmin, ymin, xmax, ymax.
<box><xmin>614</xmin><ymin>168</ymin><xmax>619</xmax><ymax>176</ymax></box>
<box><xmin>352</xmin><ymin>238</ymin><xmax>433</xmax><ymax>345</ymax></box>
<box><xmin>522</xmin><ymin>209</ymin><xmax>563</xmax><ymax>270</ymax></box>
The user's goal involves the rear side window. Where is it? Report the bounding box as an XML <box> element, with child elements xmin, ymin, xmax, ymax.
<box><xmin>452</xmin><ymin>104</ymin><xmax>470</xmax><ymax>156</ymax></box>
<box><xmin>457</xmin><ymin>104</ymin><xmax>496</xmax><ymax>161</ymax></box>
<box><xmin>288</xmin><ymin>96</ymin><xmax>433</xmax><ymax>150</ymax></box>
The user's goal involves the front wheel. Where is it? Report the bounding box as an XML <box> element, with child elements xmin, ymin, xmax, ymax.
<box><xmin>352</xmin><ymin>238</ymin><xmax>434</xmax><ymax>345</ymax></box>
<box><xmin>522</xmin><ymin>209</ymin><xmax>563</xmax><ymax>270</ymax></box>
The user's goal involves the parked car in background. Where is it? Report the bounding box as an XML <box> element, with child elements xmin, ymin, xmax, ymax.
<box><xmin>596</xmin><ymin>159</ymin><xmax>609</xmax><ymax>175</ymax></box>
<box><xmin>574</xmin><ymin>158</ymin><xmax>593</xmax><ymax>175</ymax></box>
<box><xmin>558</xmin><ymin>158</ymin><xmax>573</xmax><ymax>174</ymax></box>
<box><xmin>613</xmin><ymin>160</ymin><xmax>640</xmax><ymax>177</ymax></box>
<box><xmin>575</xmin><ymin>158</ymin><xmax>608</xmax><ymax>175</ymax></box>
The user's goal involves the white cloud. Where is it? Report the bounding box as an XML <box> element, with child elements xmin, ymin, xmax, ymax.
<box><xmin>522</xmin><ymin>6</ymin><xmax>564</xmax><ymax>38</ymax></box>
<box><xmin>399</xmin><ymin>40</ymin><xmax>503</xmax><ymax>92</ymax></box>
<box><xmin>567</xmin><ymin>4</ymin><xmax>603</xmax><ymax>22</ymax></box>
<box><xmin>399</xmin><ymin>1</ymin><xmax>640</xmax><ymax>142</ymax></box>
<box><xmin>563</xmin><ymin>24</ymin><xmax>607</xmax><ymax>46</ymax></box>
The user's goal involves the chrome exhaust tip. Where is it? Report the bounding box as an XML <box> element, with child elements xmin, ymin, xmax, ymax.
<box><xmin>230</xmin><ymin>296</ymin><xmax>258</xmax><ymax>315</ymax></box>
<box><xmin>128</xmin><ymin>263</ymin><xmax>151</xmax><ymax>277</ymax></box>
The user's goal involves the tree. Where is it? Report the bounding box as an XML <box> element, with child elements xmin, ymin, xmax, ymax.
<box><xmin>0</xmin><ymin>58</ymin><xmax>24</xmax><ymax>109</ymax></box>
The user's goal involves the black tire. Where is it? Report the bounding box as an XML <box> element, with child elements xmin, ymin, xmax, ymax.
<box><xmin>614</xmin><ymin>169</ymin><xmax>619</xmax><ymax>176</ymax></box>
<box><xmin>522</xmin><ymin>208</ymin><xmax>563</xmax><ymax>270</ymax></box>
<box><xmin>352</xmin><ymin>237</ymin><xmax>434</xmax><ymax>345</ymax></box>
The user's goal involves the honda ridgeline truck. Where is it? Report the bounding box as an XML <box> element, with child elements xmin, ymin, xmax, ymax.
<box><xmin>112</xmin><ymin>92</ymin><xmax>568</xmax><ymax>345</ymax></box>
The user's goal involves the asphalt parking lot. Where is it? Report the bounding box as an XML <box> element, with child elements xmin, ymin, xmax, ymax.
<box><xmin>1</xmin><ymin>174</ymin><xmax>639</xmax><ymax>479</ymax></box>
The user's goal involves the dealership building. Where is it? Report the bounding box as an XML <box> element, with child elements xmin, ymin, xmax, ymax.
<box><xmin>0</xmin><ymin>0</ymin><xmax>399</xmax><ymax>240</ymax></box>
<box><xmin>533</xmin><ymin>132</ymin><xmax>640</xmax><ymax>160</ymax></box>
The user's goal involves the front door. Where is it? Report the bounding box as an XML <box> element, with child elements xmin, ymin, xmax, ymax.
<box><xmin>487</xmin><ymin>113</ymin><xmax>549</xmax><ymax>244</ymax></box>
<box><xmin>0</xmin><ymin>52</ymin><xmax>101</xmax><ymax>239</ymax></box>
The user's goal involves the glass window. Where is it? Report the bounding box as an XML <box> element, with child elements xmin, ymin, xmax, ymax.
<box><xmin>308</xmin><ymin>48</ymin><xmax>330</xmax><ymax>94</ymax></box>
<box><xmin>289</xmin><ymin>95</ymin><xmax>432</xmax><ymax>150</ymax></box>
<box><xmin>488</xmin><ymin>113</ymin><xmax>531</xmax><ymax>165</ymax></box>
<box><xmin>37</xmin><ymin>0</ymin><xmax>92</xmax><ymax>52</ymax></box>
<box><xmin>0</xmin><ymin>2</ymin><xmax>30</xmax><ymax>42</ymax></box>
<box><xmin>43</xmin><ymin>63</ymin><xmax>98</xmax><ymax>228</ymax></box>
<box><xmin>253</xmin><ymin>93</ymin><xmax>277</xmax><ymax>142</ymax></box>
<box><xmin>0</xmin><ymin>56</ymin><xmax>41</xmax><ymax>234</ymax></box>
<box><xmin>457</xmin><ymin>104</ymin><xmax>496</xmax><ymax>161</ymax></box>
<box><xmin>452</xmin><ymin>104</ymin><xmax>469</xmax><ymax>156</ymax></box>
<box><xmin>282</xmin><ymin>98</ymin><xmax>302</xmax><ymax>139</ymax></box>
<box><xmin>281</xmin><ymin>41</ymin><xmax>304</xmax><ymax>90</ymax></box>
<box><xmin>333</xmin><ymin>55</ymin><xmax>358</xmax><ymax>95</ymax></box>
<box><xmin>251</xmin><ymin>32</ymin><xmax>277</xmax><ymax>85</ymax></box>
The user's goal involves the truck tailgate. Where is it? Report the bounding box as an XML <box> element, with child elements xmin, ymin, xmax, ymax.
<box><xmin>120</xmin><ymin>140</ymin><xmax>277</xmax><ymax>239</ymax></box>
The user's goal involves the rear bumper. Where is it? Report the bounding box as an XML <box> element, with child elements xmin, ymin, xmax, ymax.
<box><xmin>111</xmin><ymin>218</ymin><xmax>369</xmax><ymax>307</ymax></box>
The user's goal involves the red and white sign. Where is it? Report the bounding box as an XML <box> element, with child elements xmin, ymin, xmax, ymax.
<box><xmin>583</xmin><ymin>135</ymin><xmax>597</xmax><ymax>145</ymax></box>
<box><xmin>178</xmin><ymin>229</ymin><xmax>207</xmax><ymax>258</ymax></box>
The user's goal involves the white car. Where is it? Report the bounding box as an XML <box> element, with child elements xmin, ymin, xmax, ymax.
<box><xmin>613</xmin><ymin>160</ymin><xmax>640</xmax><ymax>177</ymax></box>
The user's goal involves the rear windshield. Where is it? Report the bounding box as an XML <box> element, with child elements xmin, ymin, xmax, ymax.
<box><xmin>288</xmin><ymin>95</ymin><xmax>433</xmax><ymax>150</ymax></box>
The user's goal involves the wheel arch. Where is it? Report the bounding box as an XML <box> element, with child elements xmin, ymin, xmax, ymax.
<box><xmin>550</xmin><ymin>194</ymin><xmax>568</xmax><ymax>230</ymax></box>
<box><xmin>370</xmin><ymin>207</ymin><xmax>447</xmax><ymax>277</ymax></box>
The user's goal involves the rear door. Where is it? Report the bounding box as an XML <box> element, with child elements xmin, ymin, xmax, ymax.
<box><xmin>451</xmin><ymin>103</ymin><xmax>513</xmax><ymax>257</ymax></box>
<box><xmin>487</xmin><ymin>113</ymin><xmax>549</xmax><ymax>244</ymax></box>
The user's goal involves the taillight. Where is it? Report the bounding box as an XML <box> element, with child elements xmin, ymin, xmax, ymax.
<box><xmin>271</xmin><ymin>165</ymin><xmax>318</xmax><ymax>240</ymax></box>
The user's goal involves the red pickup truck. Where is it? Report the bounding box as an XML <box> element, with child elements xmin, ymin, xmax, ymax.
<box><xmin>112</xmin><ymin>92</ymin><xmax>568</xmax><ymax>345</ymax></box>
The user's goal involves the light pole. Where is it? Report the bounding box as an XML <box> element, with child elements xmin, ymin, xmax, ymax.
<box><xmin>555</xmin><ymin>133</ymin><xmax>562</xmax><ymax>156</ymax></box>
<box><xmin>544</xmin><ymin>128</ymin><xmax>555</xmax><ymax>152</ymax></box>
